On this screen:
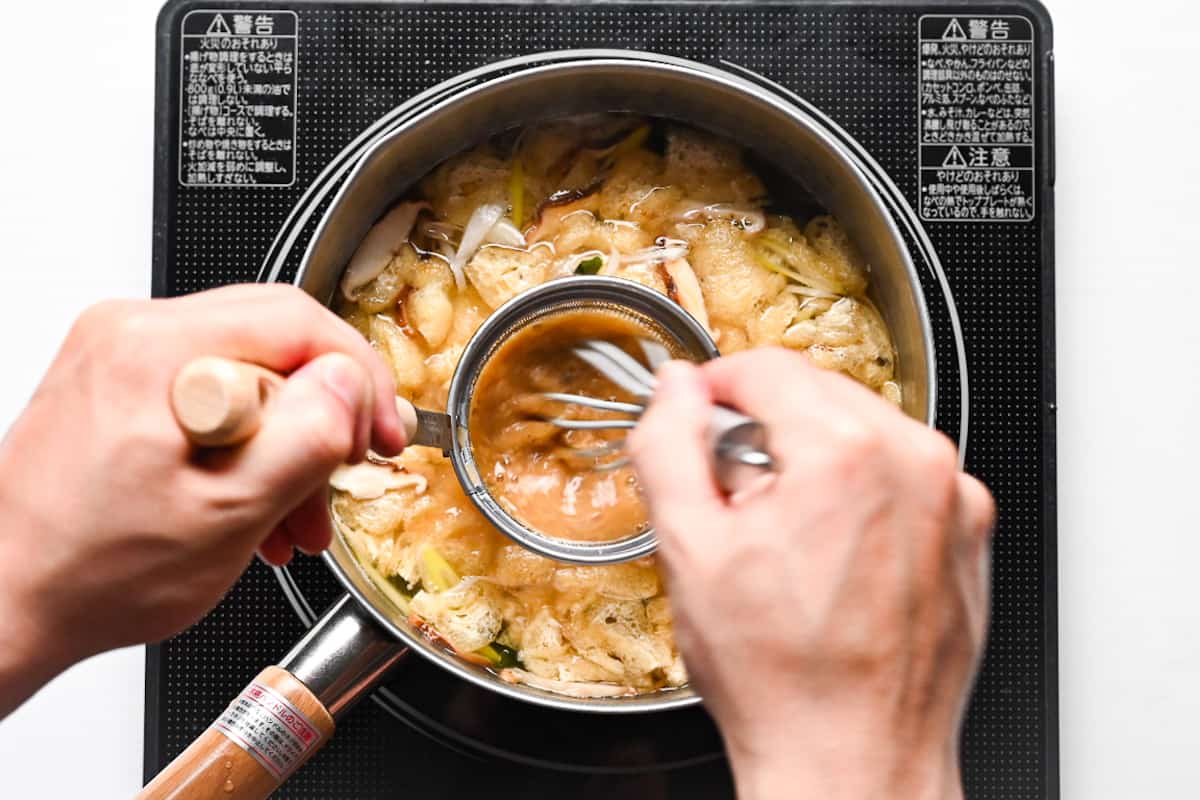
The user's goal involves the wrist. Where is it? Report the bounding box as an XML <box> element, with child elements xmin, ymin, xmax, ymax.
<box><xmin>0</xmin><ymin>567</ymin><xmax>70</xmax><ymax>718</ymax></box>
<box><xmin>723</xmin><ymin>714</ymin><xmax>962</xmax><ymax>800</ymax></box>
<box><xmin>0</xmin><ymin>475</ymin><xmax>76</xmax><ymax>717</ymax></box>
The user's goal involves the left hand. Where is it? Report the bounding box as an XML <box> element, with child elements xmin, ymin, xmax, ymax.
<box><xmin>0</xmin><ymin>284</ymin><xmax>405</xmax><ymax>716</ymax></box>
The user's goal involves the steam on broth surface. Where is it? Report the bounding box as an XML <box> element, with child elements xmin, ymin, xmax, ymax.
<box><xmin>330</xmin><ymin>115</ymin><xmax>901</xmax><ymax>697</ymax></box>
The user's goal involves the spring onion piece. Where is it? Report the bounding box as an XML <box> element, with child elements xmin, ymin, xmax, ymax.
<box><xmin>557</xmin><ymin>249</ymin><xmax>605</xmax><ymax>277</ymax></box>
<box><xmin>606</xmin><ymin>246</ymin><xmax>621</xmax><ymax>276</ymax></box>
<box><xmin>785</xmin><ymin>284</ymin><xmax>839</xmax><ymax>299</ymax></box>
<box><xmin>340</xmin><ymin>201</ymin><xmax>429</xmax><ymax>301</ymax></box>
<box><xmin>753</xmin><ymin>249</ymin><xmax>806</xmax><ymax>283</ymax></box>
<box><xmin>476</xmin><ymin>644</ymin><xmax>503</xmax><ymax>666</ymax></box>
<box><xmin>448</xmin><ymin>204</ymin><xmax>505</xmax><ymax>291</ymax></box>
<box><xmin>752</xmin><ymin>245</ymin><xmax>840</xmax><ymax>295</ymax></box>
<box><xmin>605</xmin><ymin>123</ymin><xmax>651</xmax><ymax>158</ymax></box>
<box><xmin>509</xmin><ymin>159</ymin><xmax>526</xmax><ymax>228</ymax></box>
<box><xmin>478</xmin><ymin>642</ymin><xmax>521</xmax><ymax>669</ymax></box>
<box><xmin>487</xmin><ymin>218</ymin><xmax>527</xmax><ymax>248</ymax></box>
<box><xmin>476</xmin><ymin>643</ymin><xmax>520</xmax><ymax>669</ymax></box>
<box><xmin>419</xmin><ymin>544</ymin><xmax>460</xmax><ymax>593</ymax></box>
<box><xmin>411</xmin><ymin>550</ymin><xmax>517</xmax><ymax>668</ymax></box>
<box><xmin>758</xmin><ymin>233</ymin><xmax>842</xmax><ymax>293</ymax></box>
<box><xmin>376</xmin><ymin>575</ymin><xmax>413</xmax><ymax>615</ymax></box>
<box><xmin>575</xmin><ymin>256</ymin><xmax>603</xmax><ymax>275</ymax></box>
<box><xmin>758</xmin><ymin>235</ymin><xmax>798</xmax><ymax>261</ymax></box>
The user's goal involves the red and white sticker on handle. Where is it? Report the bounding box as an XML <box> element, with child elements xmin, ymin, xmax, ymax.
<box><xmin>213</xmin><ymin>679</ymin><xmax>326</xmax><ymax>779</ymax></box>
<box><xmin>136</xmin><ymin>665</ymin><xmax>335</xmax><ymax>800</ymax></box>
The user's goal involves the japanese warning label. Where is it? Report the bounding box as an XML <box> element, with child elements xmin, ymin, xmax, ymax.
<box><xmin>213</xmin><ymin>680</ymin><xmax>323</xmax><ymax>779</ymax></box>
<box><xmin>179</xmin><ymin>10</ymin><xmax>298</xmax><ymax>187</ymax></box>
<box><xmin>918</xmin><ymin>15</ymin><xmax>1035</xmax><ymax>222</ymax></box>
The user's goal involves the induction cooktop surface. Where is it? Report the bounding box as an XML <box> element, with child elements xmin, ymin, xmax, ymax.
<box><xmin>148</xmin><ymin>3</ymin><xmax>1056</xmax><ymax>797</ymax></box>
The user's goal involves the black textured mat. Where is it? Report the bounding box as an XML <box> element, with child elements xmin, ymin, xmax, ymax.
<box><xmin>148</xmin><ymin>2</ymin><xmax>1056</xmax><ymax>797</ymax></box>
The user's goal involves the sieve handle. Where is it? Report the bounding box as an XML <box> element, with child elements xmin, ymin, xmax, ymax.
<box><xmin>171</xmin><ymin>356</ymin><xmax>453</xmax><ymax>453</ymax></box>
<box><xmin>396</xmin><ymin>401</ymin><xmax>454</xmax><ymax>455</ymax></box>
<box><xmin>707</xmin><ymin>405</ymin><xmax>776</xmax><ymax>494</ymax></box>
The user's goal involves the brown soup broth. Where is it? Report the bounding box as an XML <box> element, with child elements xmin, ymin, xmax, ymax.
<box><xmin>468</xmin><ymin>309</ymin><xmax>669</xmax><ymax>542</ymax></box>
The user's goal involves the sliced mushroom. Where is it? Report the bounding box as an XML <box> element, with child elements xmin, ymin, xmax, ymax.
<box><xmin>329</xmin><ymin>460</ymin><xmax>428</xmax><ymax>500</ymax></box>
<box><xmin>341</xmin><ymin>202</ymin><xmax>429</xmax><ymax>301</ymax></box>
<box><xmin>662</xmin><ymin>257</ymin><xmax>711</xmax><ymax>332</ymax></box>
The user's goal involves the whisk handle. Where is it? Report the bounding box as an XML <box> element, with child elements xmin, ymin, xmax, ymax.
<box><xmin>708</xmin><ymin>405</ymin><xmax>775</xmax><ymax>494</ymax></box>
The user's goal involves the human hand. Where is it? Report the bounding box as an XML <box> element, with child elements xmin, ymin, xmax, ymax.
<box><xmin>0</xmin><ymin>284</ymin><xmax>405</xmax><ymax>716</ymax></box>
<box><xmin>628</xmin><ymin>349</ymin><xmax>994</xmax><ymax>800</ymax></box>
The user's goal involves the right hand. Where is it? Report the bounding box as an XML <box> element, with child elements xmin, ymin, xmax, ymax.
<box><xmin>627</xmin><ymin>349</ymin><xmax>994</xmax><ymax>800</ymax></box>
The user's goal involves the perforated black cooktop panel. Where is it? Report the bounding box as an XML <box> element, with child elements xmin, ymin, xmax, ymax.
<box><xmin>148</xmin><ymin>2</ymin><xmax>1056</xmax><ymax>798</ymax></box>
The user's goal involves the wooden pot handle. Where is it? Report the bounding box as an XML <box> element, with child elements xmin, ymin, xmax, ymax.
<box><xmin>135</xmin><ymin>666</ymin><xmax>335</xmax><ymax>800</ymax></box>
<box><xmin>171</xmin><ymin>356</ymin><xmax>423</xmax><ymax>448</ymax></box>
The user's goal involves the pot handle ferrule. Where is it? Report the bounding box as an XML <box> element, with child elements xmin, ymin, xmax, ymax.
<box><xmin>278</xmin><ymin>594</ymin><xmax>407</xmax><ymax>719</ymax></box>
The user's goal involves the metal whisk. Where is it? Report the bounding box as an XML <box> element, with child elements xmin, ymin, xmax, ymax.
<box><xmin>539</xmin><ymin>337</ymin><xmax>776</xmax><ymax>492</ymax></box>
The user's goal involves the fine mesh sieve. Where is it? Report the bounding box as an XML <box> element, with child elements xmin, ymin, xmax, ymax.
<box><xmin>402</xmin><ymin>275</ymin><xmax>725</xmax><ymax>564</ymax></box>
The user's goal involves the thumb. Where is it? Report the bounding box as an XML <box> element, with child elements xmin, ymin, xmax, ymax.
<box><xmin>240</xmin><ymin>352</ymin><xmax>373</xmax><ymax>501</ymax></box>
<box><xmin>628</xmin><ymin>360</ymin><xmax>725</xmax><ymax>538</ymax></box>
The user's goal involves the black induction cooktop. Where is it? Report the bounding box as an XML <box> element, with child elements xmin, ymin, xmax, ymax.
<box><xmin>147</xmin><ymin>2</ymin><xmax>1056</xmax><ymax>797</ymax></box>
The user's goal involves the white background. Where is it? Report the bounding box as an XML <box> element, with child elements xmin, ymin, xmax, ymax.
<box><xmin>0</xmin><ymin>1</ymin><xmax>1195</xmax><ymax>797</ymax></box>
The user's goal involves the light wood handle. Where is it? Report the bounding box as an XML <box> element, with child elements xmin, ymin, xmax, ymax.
<box><xmin>136</xmin><ymin>666</ymin><xmax>335</xmax><ymax>800</ymax></box>
<box><xmin>171</xmin><ymin>357</ymin><xmax>285</xmax><ymax>447</ymax></box>
<box><xmin>172</xmin><ymin>356</ymin><xmax>423</xmax><ymax>449</ymax></box>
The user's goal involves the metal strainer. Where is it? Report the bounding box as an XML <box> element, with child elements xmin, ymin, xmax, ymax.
<box><xmin>397</xmin><ymin>275</ymin><xmax>774</xmax><ymax>565</ymax></box>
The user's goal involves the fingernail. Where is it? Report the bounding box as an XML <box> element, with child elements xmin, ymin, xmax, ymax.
<box><xmin>255</xmin><ymin>549</ymin><xmax>292</xmax><ymax>568</ymax></box>
<box><xmin>658</xmin><ymin>360</ymin><xmax>707</xmax><ymax>405</ymax></box>
<box><xmin>319</xmin><ymin>354</ymin><xmax>366</xmax><ymax>413</ymax></box>
<box><xmin>656</xmin><ymin>360</ymin><xmax>695</xmax><ymax>389</ymax></box>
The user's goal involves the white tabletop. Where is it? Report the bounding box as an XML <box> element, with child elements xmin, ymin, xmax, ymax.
<box><xmin>1</xmin><ymin>1</ymin><xmax>1196</xmax><ymax>797</ymax></box>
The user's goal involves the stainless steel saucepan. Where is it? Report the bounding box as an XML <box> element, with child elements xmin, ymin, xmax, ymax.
<box><xmin>138</xmin><ymin>53</ymin><xmax>934</xmax><ymax>799</ymax></box>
